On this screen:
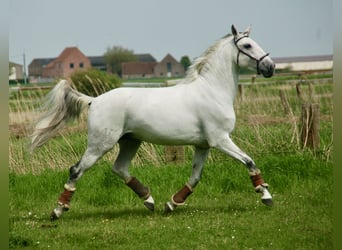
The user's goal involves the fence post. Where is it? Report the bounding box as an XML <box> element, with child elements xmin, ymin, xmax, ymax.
<box><xmin>301</xmin><ymin>103</ymin><xmax>320</xmax><ymax>151</ymax></box>
<box><xmin>279</xmin><ymin>89</ymin><xmax>291</xmax><ymax>115</ymax></box>
<box><xmin>296</xmin><ymin>83</ymin><xmax>304</xmax><ymax>102</ymax></box>
<box><xmin>165</xmin><ymin>146</ymin><xmax>185</xmax><ymax>164</ymax></box>
<box><xmin>238</xmin><ymin>84</ymin><xmax>244</xmax><ymax>101</ymax></box>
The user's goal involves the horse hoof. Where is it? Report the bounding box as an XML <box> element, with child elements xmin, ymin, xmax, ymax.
<box><xmin>144</xmin><ymin>201</ymin><xmax>155</xmax><ymax>211</ymax></box>
<box><xmin>144</xmin><ymin>195</ymin><xmax>155</xmax><ymax>211</ymax></box>
<box><xmin>262</xmin><ymin>198</ymin><xmax>273</xmax><ymax>206</ymax></box>
<box><xmin>50</xmin><ymin>210</ymin><xmax>59</xmax><ymax>221</ymax></box>
<box><xmin>164</xmin><ymin>201</ymin><xmax>176</xmax><ymax>213</ymax></box>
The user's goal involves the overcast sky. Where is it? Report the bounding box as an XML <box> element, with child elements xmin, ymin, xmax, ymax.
<box><xmin>10</xmin><ymin>0</ymin><xmax>333</xmax><ymax>68</ymax></box>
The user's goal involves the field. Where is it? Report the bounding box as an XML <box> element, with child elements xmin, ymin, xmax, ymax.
<box><xmin>9</xmin><ymin>73</ymin><xmax>333</xmax><ymax>249</ymax></box>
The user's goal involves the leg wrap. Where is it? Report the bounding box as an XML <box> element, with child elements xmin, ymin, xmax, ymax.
<box><xmin>249</xmin><ymin>171</ymin><xmax>269</xmax><ymax>193</ymax></box>
<box><xmin>172</xmin><ymin>184</ymin><xmax>193</xmax><ymax>206</ymax></box>
<box><xmin>250</xmin><ymin>173</ymin><xmax>265</xmax><ymax>188</ymax></box>
<box><xmin>126</xmin><ymin>176</ymin><xmax>150</xmax><ymax>200</ymax></box>
<box><xmin>57</xmin><ymin>184</ymin><xmax>75</xmax><ymax>210</ymax></box>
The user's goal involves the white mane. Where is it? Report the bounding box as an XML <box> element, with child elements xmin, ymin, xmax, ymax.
<box><xmin>183</xmin><ymin>34</ymin><xmax>234</xmax><ymax>83</ymax></box>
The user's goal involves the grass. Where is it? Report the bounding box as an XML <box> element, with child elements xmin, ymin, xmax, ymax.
<box><xmin>9</xmin><ymin>72</ymin><xmax>333</xmax><ymax>249</ymax></box>
<box><xmin>9</xmin><ymin>153</ymin><xmax>332</xmax><ymax>249</ymax></box>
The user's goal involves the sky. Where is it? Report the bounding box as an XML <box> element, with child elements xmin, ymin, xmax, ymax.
<box><xmin>9</xmin><ymin>0</ymin><xmax>333</xmax><ymax>70</ymax></box>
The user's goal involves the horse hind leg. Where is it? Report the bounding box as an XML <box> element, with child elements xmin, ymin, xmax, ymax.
<box><xmin>51</xmin><ymin>134</ymin><xmax>118</xmax><ymax>221</ymax></box>
<box><xmin>112</xmin><ymin>137</ymin><xmax>155</xmax><ymax>211</ymax></box>
<box><xmin>165</xmin><ymin>147</ymin><xmax>209</xmax><ymax>213</ymax></box>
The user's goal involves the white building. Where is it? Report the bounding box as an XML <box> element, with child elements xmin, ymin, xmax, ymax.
<box><xmin>9</xmin><ymin>62</ymin><xmax>24</xmax><ymax>80</ymax></box>
<box><xmin>273</xmin><ymin>55</ymin><xmax>333</xmax><ymax>72</ymax></box>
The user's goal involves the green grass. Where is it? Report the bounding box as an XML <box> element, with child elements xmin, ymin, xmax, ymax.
<box><xmin>9</xmin><ymin>153</ymin><xmax>332</xmax><ymax>249</ymax></box>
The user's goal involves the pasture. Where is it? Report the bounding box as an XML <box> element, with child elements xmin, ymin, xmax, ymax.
<box><xmin>9</xmin><ymin>73</ymin><xmax>333</xmax><ymax>249</ymax></box>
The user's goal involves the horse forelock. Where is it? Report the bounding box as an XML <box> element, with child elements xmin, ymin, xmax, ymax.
<box><xmin>184</xmin><ymin>34</ymin><xmax>233</xmax><ymax>82</ymax></box>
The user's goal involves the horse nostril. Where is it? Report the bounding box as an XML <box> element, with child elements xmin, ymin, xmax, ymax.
<box><xmin>269</xmin><ymin>63</ymin><xmax>275</xmax><ymax>72</ymax></box>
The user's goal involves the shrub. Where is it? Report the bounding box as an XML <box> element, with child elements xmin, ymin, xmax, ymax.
<box><xmin>70</xmin><ymin>68</ymin><xmax>122</xmax><ymax>97</ymax></box>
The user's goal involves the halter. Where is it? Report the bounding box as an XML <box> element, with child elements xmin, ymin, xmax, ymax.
<box><xmin>234</xmin><ymin>35</ymin><xmax>269</xmax><ymax>75</ymax></box>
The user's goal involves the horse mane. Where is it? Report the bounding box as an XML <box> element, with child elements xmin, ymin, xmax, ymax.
<box><xmin>183</xmin><ymin>34</ymin><xmax>233</xmax><ymax>82</ymax></box>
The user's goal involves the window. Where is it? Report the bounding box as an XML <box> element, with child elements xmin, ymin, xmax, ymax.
<box><xmin>79</xmin><ymin>63</ymin><xmax>84</xmax><ymax>68</ymax></box>
<box><xmin>69</xmin><ymin>63</ymin><xmax>74</xmax><ymax>69</ymax></box>
<box><xmin>166</xmin><ymin>62</ymin><xmax>172</xmax><ymax>72</ymax></box>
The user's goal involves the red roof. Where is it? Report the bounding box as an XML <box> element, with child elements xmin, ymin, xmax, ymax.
<box><xmin>45</xmin><ymin>47</ymin><xmax>88</xmax><ymax>68</ymax></box>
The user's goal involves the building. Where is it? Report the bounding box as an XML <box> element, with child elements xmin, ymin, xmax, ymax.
<box><xmin>273</xmin><ymin>55</ymin><xmax>333</xmax><ymax>72</ymax></box>
<box><xmin>154</xmin><ymin>54</ymin><xmax>185</xmax><ymax>78</ymax></box>
<box><xmin>88</xmin><ymin>56</ymin><xmax>107</xmax><ymax>71</ymax></box>
<box><xmin>94</xmin><ymin>53</ymin><xmax>157</xmax><ymax>76</ymax></box>
<box><xmin>29</xmin><ymin>58</ymin><xmax>54</xmax><ymax>78</ymax></box>
<box><xmin>122</xmin><ymin>62</ymin><xmax>157</xmax><ymax>79</ymax></box>
<box><xmin>121</xmin><ymin>53</ymin><xmax>185</xmax><ymax>79</ymax></box>
<box><xmin>41</xmin><ymin>47</ymin><xmax>91</xmax><ymax>79</ymax></box>
<box><xmin>9</xmin><ymin>62</ymin><xmax>24</xmax><ymax>80</ymax></box>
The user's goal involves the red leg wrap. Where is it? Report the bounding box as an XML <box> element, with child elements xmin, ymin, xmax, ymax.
<box><xmin>250</xmin><ymin>173</ymin><xmax>265</xmax><ymax>187</ymax></box>
<box><xmin>58</xmin><ymin>189</ymin><xmax>74</xmax><ymax>208</ymax></box>
<box><xmin>172</xmin><ymin>184</ymin><xmax>193</xmax><ymax>205</ymax></box>
<box><xmin>126</xmin><ymin>177</ymin><xmax>150</xmax><ymax>199</ymax></box>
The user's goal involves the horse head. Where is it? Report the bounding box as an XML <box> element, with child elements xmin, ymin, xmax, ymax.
<box><xmin>231</xmin><ymin>25</ymin><xmax>275</xmax><ymax>78</ymax></box>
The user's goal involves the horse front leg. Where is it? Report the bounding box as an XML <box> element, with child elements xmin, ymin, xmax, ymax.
<box><xmin>165</xmin><ymin>147</ymin><xmax>209</xmax><ymax>213</ymax></box>
<box><xmin>214</xmin><ymin>135</ymin><xmax>273</xmax><ymax>206</ymax></box>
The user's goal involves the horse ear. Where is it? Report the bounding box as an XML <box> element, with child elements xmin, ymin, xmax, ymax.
<box><xmin>231</xmin><ymin>25</ymin><xmax>238</xmax><ymax>36</ymax></box>
<box><xmin>243</xmin><ymin>25</ymin><xmax>251</xmax><ymax>36</ymax></box>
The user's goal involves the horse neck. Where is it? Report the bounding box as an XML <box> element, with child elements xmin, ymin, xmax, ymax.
<box><xmin>197</xmin><ymin>39</ymin><xmax>239</xmax><ymax>102</ymax></box>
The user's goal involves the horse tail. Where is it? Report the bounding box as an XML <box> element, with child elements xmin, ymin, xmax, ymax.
<box><xmin>31</xmin><ymin>79</ymin><xmax>93</xmax><ymax>151</ymax></box>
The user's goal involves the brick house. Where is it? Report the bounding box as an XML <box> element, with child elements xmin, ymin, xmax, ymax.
<box><xmin>28</xmin><ymin>58</ymin><xmax>54</xmax><ymax>80</ymax></box>
<box><xmin>122</xmin><ymin>53</ymin><xmax>185</xmax><ymax>79</ymax></box>
<box><xmin>122</xmin><ymin>62</ymin><xmax>157</xmax><ymax>79</ymax></box>
<box><xmin>42</xmin><ymin>47</ymin><xmax>91</xmax><ymax>78</ymax></box>
<box><xmin>154</xmin><ymin>54</ymin><xmax>185</xmax><ymax>78</ymax></box>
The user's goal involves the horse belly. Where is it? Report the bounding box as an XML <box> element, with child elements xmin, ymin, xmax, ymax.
<box><xmin>130</xmin><ymin>126</ymin><xmax>207</xmax><ymax>146</ymax></box>
<box><xmin>126</xmin><ymin>109</ymin><xmax>207</xmax><ymax>146</ymax></box>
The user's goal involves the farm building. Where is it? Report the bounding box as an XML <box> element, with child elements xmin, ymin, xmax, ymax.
<box><xmin>41</xmin><ymin>47</ymin><xmax>91</xmax><ymax>79</ymax></box>
<box><xmin>9</xmin><ymin>62</ymin><xmax>24</xmax><ymax>80</ymax></box>
<box><xmin>273</xmin><ymin>55</ymin><xmax>333</xmax><ymax>72</ymax></box>
<box><xmin>28</xmin><ymin>48</ymin><xmax>159</xmax><ymax>81</ymax></box>
<box><xmin>122</xmin><ymin>53</ymin><xmax>185</xmax><ymax>79</ymax></box>
<box><xmin>154</xmin><ymin>54</ymin><xmax>185</xmax><ymax>78</ymax></box>
<box><xmin>122</xmin><ymin>62</ymin><xmax>157</xmax><ymax>79</ymax></box>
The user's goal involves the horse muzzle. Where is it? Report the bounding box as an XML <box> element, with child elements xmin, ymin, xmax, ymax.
<box><xmin>258</xmin><ymin>57</ymin><xmax>275</xmax><ymax>78</ymax></box>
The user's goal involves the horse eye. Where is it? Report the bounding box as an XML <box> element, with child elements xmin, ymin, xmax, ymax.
<box><xmin>243</xmin><ymin>44</ymin><xmax>252</xmax><ymax>49</ymax></box>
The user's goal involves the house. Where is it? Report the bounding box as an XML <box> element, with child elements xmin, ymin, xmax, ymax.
<box><xmin>90</xmin><ymin>53</ymin><xmax>157</xmax><ymax>74</ymax></box>
<box><xmin>28</xmin><ymin>58</ymin><xmax>54</xmax><ymax>82</ymax></box>
<box><xmin>121</xmin><ymin>53</ymin><xmax>185</xmax><ymax>79</ymax></box>
<box><xmin>122</xmin><ymin>62</ymin><xmax>157</xmax><ymax>79</ymax></box>
<box><xmin>9</xmin><ymin>62</ymin><xmax>24</xmax><ymax>80</ymax></box>
<box><xmin>41</xmin><ymin>47</ymin><xmax>91</xmax><ymax>79</ymax></box>
<box><xmin>154</xmin><ymin>54</ymin><xmax>185</xmax><ymax>78</ymax></box>
<box><xmin>273</xmin><ymin>55</ymin><xmax>333</xmax><ymax>72</ymax></box>
<box><xmin>88</xmin><ymin>56</ymin><xmax>107</xmax><ymax>71</ymax></box>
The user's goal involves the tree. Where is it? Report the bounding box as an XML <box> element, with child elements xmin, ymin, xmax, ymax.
<box><xmin>180</xmin><ymin>55</ymin><xmax>191</xmax><ymax>71</ymax></box>
<box><xmin>104</xmin><ymin>46</ymin><xmax>137</xmax><ymax>77</ymax></box>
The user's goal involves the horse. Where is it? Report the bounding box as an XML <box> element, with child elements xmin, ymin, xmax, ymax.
<box><xmin>31</xmin><ymin>25</ymin><xmax>275</xmax><ymax>221</ymax></box>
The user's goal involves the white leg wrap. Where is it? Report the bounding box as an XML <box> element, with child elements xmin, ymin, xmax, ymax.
<box><xmin>53</xmin><ymin>204</ymin><xmax>65</xmax><ymax>218</ymax></box>
<box><xmin>165</xmin><ymin>201</ymin><xmax>176</xmax><ymax>212</ymax></box>
<box><xmin>64</xmin><ymin>183</ymin><xmax>76</xmax><ymax>192</ymax></box>
<box><xmin>145</xmin><ymin>195</ymin><xmax>154</xmax><ymax>204</ymax></box>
